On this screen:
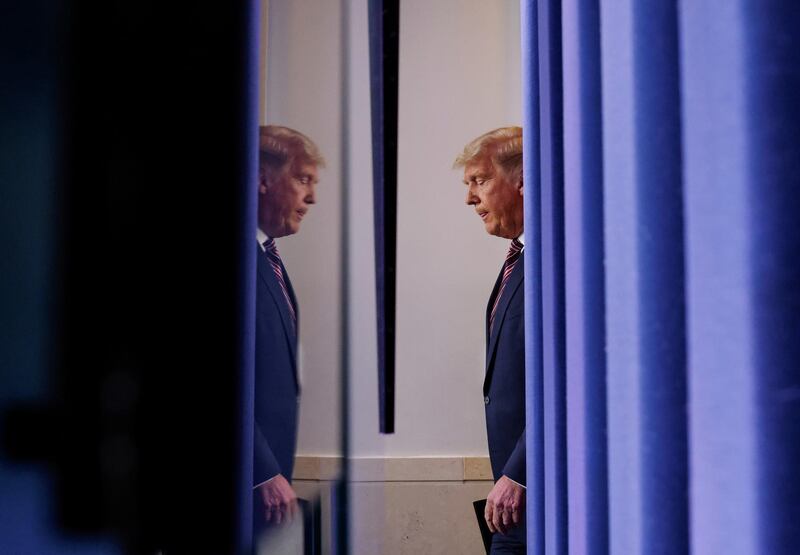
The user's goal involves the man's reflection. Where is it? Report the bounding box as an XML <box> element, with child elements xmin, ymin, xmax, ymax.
<box><xmin>254</xmin><ymin>125</ymin><xmax>324</xmax><ymax>534</ymax></box>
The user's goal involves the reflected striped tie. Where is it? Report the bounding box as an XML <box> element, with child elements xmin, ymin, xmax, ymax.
<box><xmin>489</xmin><ymin>238</ymin><xmax>524</xmax><ymax>334</ymax></box>
<box><xmin>263</xmin><ymin>238</ymin><xmax>296</xmax><ymax>331</ymax></box>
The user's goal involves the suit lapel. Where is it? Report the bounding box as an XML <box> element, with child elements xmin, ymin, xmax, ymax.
<box><xmin>257</xmin><ymin>247</ymin><xmax>298</xmax><ymax>373</ymax></box>
<box><xmin>484</xmin><ymin>252</ymin><xmax>524</xmax><ymax>393</ymax></box>
<box><xmin>279</xmin><ymin>257</ymin><xmax>299</xmax><ymax>334</ymax></box>
<box><xmin>485</xmin><ymin>268</ymin><xmax>504</xmax><ymax>365</ymax></box>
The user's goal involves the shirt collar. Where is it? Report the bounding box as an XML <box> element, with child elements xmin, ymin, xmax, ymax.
<box><xmin>256</xmin><ymin>227</ymin><xmax>269</xmax><ymax>251</ymax></box>
<box><xmin>517</xmin><ymin>232</ymin><xmax>525</xmax><ymax>250</ymax></box>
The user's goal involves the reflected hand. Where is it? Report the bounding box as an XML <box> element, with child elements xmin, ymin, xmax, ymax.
<box><xmin>257</xmin><ymin>474</ymin><xmax>298</xmax><ymax>525</ymax></box>
<box><xmin>485</xmin><ymin>475</ymin><xmax>524</xmax><ymax>535</ymax></box>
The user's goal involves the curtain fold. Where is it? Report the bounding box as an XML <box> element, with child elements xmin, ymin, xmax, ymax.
<box><xmin>521</xmin><ymin>1</ymin><xmax>545</xmax><ymax>553</ymax></box>
<box><xmin>561</xmin><ymin>0</ymin><xmax>608</xmax><ymax>553</ymax></box>
<box><xmin>537</xmin><ymin>0</ymin><xmax>569</xmax><ymax>553</ymax></box>
<box><xmin>601</xmin><ymin>1</ymin><xmax>689</xmax><ymax>553</ymax></box>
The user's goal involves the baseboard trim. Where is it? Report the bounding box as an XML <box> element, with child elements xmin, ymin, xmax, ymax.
<box><xmin>293</xmin><ymin>455</ymin><xmax>493</xmax><ymax>482</ymax></box>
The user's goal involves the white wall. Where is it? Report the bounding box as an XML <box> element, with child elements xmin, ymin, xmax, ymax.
<box><xmin>264</xmin><ymin>0</ymin><xmax>521</xmax><ymax>458</ymax></box>
<box><xmin>265</xmin><ymin>0</ymin><xmax>343</xmax><ymax>456</ymax></box>
<box><xmin>347</xmin><ymin>0</ymin><xmax>522</xmax><ymax>458</ymax></box>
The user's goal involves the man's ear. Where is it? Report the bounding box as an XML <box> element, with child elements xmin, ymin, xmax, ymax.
<box><xmin>517</xmin><ymin>175</ymin><xmax>524</xmax><ymax>197</ymax></box>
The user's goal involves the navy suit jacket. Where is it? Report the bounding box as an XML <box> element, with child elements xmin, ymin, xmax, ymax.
<box><xmin>484</xmin><ymin>251</ymin><xmax>526</xmax><ymax>486</ymax></box>
<box><xmin>255</xmin><ymin>244</ymin><xmax>300</xmax><ymax>486</ymax></box>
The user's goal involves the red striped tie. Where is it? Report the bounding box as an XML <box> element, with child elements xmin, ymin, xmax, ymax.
<box><xmin>263</xmin><ymin>238</ymin><xmax>296</xmax><ymax>332</ymax></box>
<box><xmin>489</xmin><ymin>238</ymin><xmax>524</xmax><ymax>334</ymax></box>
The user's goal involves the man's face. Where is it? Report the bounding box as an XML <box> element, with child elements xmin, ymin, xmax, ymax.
<box><xmin>258</xmin><ymin>159</ymin><xmax>318</xmax><ymax>238</ymax></box>
<box><xmin>463</xmin><ymin>155</ymin><xmax>523</xmax><ymax>239</ymax></box>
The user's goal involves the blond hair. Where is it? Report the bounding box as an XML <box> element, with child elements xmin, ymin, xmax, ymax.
<box><xmin>259</xmin><ymin>125</ymin><xmax>325</xmax><ymax>178</ymax></box>
<box><xmin>453</xmin><ymin>126</ymin><xmax>523</xmax><ymax>183</ymax></box>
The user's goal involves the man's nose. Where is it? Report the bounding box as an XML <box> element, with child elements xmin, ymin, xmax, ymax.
<box><xmin>466</xmin><ymin>189</ymin><xmax>477</xmax><ymax>205</ymax></box>
<box><xmin>306</xmin><ymin>184</ymin><xmax>317</xmax><ymax>205</ymax></box>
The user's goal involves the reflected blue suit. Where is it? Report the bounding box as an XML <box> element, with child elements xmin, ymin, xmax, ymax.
<box><xmin>485</xmin><ymin>251</ymin><xmax>526</xmax><ymax>552</ymax></box>
<box><xmin>254</xmin><ymin>244</ymin><xmax>299</xmax><ymax>486</ymax></box>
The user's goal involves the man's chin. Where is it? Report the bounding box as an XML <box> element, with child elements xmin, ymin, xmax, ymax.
<box><xmin>268</xmin><ymin>226</ymin><xmax>298</xmax><ymax>239</ymax></box>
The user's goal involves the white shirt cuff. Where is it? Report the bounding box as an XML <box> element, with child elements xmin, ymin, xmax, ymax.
<box><xmin>253</xmin><ymin>474</ymin><xmax>278</xmax><ymax>490</ymax></box>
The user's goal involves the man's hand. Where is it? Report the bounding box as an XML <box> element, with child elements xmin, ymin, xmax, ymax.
<box><xmin>257</xmin><ymin>474</ymin><xmax>298</xmax><ymax>525</ymax></box>
<box><xmin>485</xmin><ymin>475</ymin><xmax>524</xmax><ymax>535</ymax></box>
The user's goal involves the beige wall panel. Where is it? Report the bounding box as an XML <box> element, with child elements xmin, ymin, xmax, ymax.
<box><xmin>351</xmin><ymin>480</ymin><xmax>493</xmax><ymax>555</ymax></box>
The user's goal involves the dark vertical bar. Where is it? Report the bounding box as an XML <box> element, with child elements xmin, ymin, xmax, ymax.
<box><xmin>236</xmin><ymin>0</ymin><xmax>260</xmax><ymax>551</ymax></box>
<box><xmin>5</xmin><ymin>1</ymin><xmax>254</xmax><ymax>553</ymax></box>
<box><xmin>537</xmin><ymin>1</ymin><xmax>568</xmax><ymax>553</ymax></box>
<box><xmin>367</xmin><ymin>0</ymin><xmax>398</xmax><ymax>434</ymax></box>
<box><xmin>0</xmin><ymin>1</ymin><xmax>118</xmax><ymax>553</ymax></box>
<box><xmin>521</xmin><ymin>2</ymin><xmax>545</xmax><ymax>554</ymax></box>
<box><xmin>3</xmin><ymin>0</ymin><xmax>257</xmax><ymax>552</ymax></box>
<box><xmin>562</xmin><ymin>0</ymin><xmax>608</xmax><ymax>553</ymax></box>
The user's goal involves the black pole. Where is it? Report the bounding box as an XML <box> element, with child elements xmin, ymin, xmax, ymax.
<box><xmin>367</xmin><ymin>0</ymin><xmax>399</xmax><ymax>435</ymax></box>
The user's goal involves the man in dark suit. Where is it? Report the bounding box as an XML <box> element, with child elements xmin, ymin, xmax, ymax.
<box><xmin>455</xmin><ymin>126</ymin><xmax>526</xmax><ymax>554</ymax></box>
<box><xmin>254</xmin><ymin>125</ymin><xmax>323</xmax><ymax>532</ymax></box>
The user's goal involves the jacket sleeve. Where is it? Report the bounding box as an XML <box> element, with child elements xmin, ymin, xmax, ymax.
<box><xmin>501</xmin><ymin>428</ymin><xmax>526</xmax><ymax>486</ymax></box>
<box><xmin>254</xmin><ymin>422</ymin><xmax>281</xmax><ymax>487</ymax></box>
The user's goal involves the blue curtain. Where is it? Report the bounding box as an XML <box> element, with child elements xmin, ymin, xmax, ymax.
<box><xmin>522</xmin><ymin>1</ymin><xmax>800</xmax><ymax>553</ymax></box>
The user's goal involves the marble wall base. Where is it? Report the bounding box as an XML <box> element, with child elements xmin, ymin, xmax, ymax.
<box><xmin>293</xmin><ymin>456</ymin><xmax>494</xmax><ymax>555</ymax></box>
